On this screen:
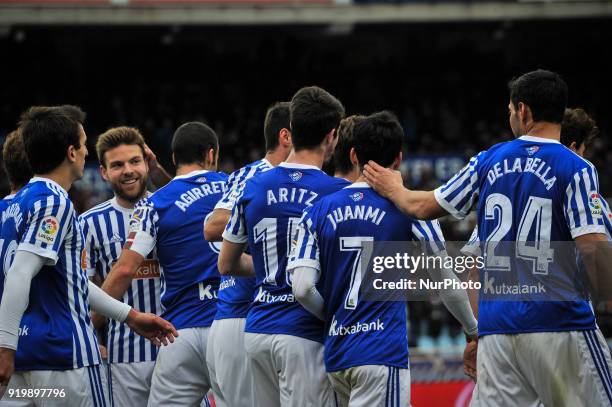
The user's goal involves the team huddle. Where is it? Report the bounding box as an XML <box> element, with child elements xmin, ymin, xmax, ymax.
<box><xmin>0</xmin><ymin>70</ymin><xmax>611</xmax><ymax>407</ymax></box>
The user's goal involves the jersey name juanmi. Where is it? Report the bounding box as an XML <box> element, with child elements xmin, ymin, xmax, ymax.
<box><xmin>79</xmin><ymin>196</ymin><xmax>162</xmax><ymax>364</ymax></box>
<box><xmin>0</xmin><ymin>178</ymin><xmax>100</xmax><ymax>370</ymax></box>
<box><xmin>223</xmin><ymin>162</ymin><xmax>350</xmax><ymax>343</ymax></box>
<box><xmin>435</xmin><ymin>135</ymin><xmax>606</xmax><ymax>336</ymax></box>
<box><xmin>127</xmin><ymin>170</ymin><xmax>228</xmax><ymax>330</ymax></box>
<box><xmin>214</xmin><ymin>159</ymin><xmax>273</xmax><ymax>320</ymax></box>
<box><xmin>288</xmin><ymin>183</ymin><xmax>445</xmax><ymax>372</ymax></box>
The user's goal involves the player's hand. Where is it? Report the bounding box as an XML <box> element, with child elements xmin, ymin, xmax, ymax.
<box><xmin>143</xmin><ymin>143</ymin><xmax>159</xmax><ymax>168</ymax></box>
<box><xmin>463</xmin><ymin>337</ymin><xmax>478</xmax><ymax>382</ymax></box>
<box><xmin>0</xmin><ymin>347</ymin><xmax>15</xmax><ymax>397</ymax></box>
<box><xmin>98</xmin><ymin>345</ymin><xmax>108</xmax><ymax>360</ymax></box>
<box><xmin>125</xmin><ymin>309</ymin><xmax>178</xmax><ymax>347</ymax></box>
<box><xmin>363</xmin><ymin>161</ymin><xmax>404</xmax><ymax>200</ymax></box>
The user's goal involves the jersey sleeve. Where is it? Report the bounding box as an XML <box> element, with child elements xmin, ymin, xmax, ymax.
<box><xmin>214</xmin><ymin>167</ymin><xmax>250</xmax><ymax>211</ymax></box>
<box><xmin>460</xmin><ymin>226</ymin><xmax>481</xmax><ymax>257</ymax></box>
<box><xmin>434</xmin><ymin>152</ymin><xmax>484</xmax><ymax>219</ymax></box>
<box><xmin>79</xmin><ymin>215</ymin><xmax>100</xmax><ymax>278</ymax></box>
<box><xmin>18</xmin><ymin>194</ymin><xmax>74</xmax><ymax>265</ymax></box>
<box><xmin>124</xmin><ymin>198</ymin><xmax>158</xmax><ymax>258</ymax></box>
<box><xmin>287</xmin><ymin>205</ymin><xmax>321</xmax><ymax>272</ymax></box>
<box><xmin>563</xmin><ymin>165</ymin><xmax>607</xmax><ymax>239</ymax></box>
<box><xmin>410</xmin><ymin>219</ymin><xmax>446</xmax><ymax>255</ymax></box>
<box><xmin>222</xmin><ymin>185</ymin><xmax>249</xmax><ymax>244</ymax></box>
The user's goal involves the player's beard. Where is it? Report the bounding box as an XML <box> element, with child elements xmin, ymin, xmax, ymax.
<box><xmin>111</xmin><ymin>175</ymin><xmax>148</xmax><ymax>204</ymax></box>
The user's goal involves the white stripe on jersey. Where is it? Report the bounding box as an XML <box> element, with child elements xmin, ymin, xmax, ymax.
<box><xmin>79</xmin><ymin>198</ymin><xmax>161</xmax><ymax>364</ymax></box>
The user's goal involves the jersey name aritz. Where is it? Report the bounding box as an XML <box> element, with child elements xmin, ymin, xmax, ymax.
<box><xmin>128</xmin><ymin>170</ymin><xmax>228</xmax><ymax>330</ymax></box>
<box><xmin>223</xmin><ymin>162</ymin><xmax>350</xmax><ymax>343</ymax></box>
<box><xmin>215</xmin><ymin>159</ymin><xmax>273</xmax><ymax>320</ymax></box>
<box><xmin>435</xmin><ymin>136</ymin><xmax>606</xmax><ymax>336</ymax></box>
<box><xmin>288</xmin><ymin>183</ymin><xmax>445</xmax><ymax>371</ymax></box>
<box><xmin>79</xmin><ymin>196</ymin><xmax>162</xmax><ymax>364</ymax></box>
<box><xmin>0</xmin><ymin>178</ymin><xmax>100</xmax><ymax>370</ymax></box>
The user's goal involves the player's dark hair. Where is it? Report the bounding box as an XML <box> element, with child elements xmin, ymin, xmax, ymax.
<box><xmin>96</xmin><ymin>126</ymin><xmax>146</xmax><ymax>167</ymax></box>
<box><xmin>560</xmin><ymin>108</ymin><xmax>599</xmax><ymax>151</ymax></box>
<box><xmin>264</xmin><ymin>102</ymin><xmax>291</xmax><ymax>152</ymax></box>
<box><xmin>508</xmin><ymin>69</ymin><xmax>567</xmax><ymax>124</ymax></box>
<box><xmin>19</xmin><ymin>105</ymin><xmax>86</xmax><ymax>174</ymax></box>
<box><xmin>290</xmin><ymin>86</ymin><xmax>345</xmax><ymax>150</ymax></box>
<box><xmin>172</xmin><ymin>121</ymin><xmax>218</xmax><ymax>166</ymax></box>
<box><xmin>334</xmin><ymin>115</ymin><xmax>365</xmax><ymax>175</ymax></box>
<box><xmin>352</xmin><ymin>111</ymin><xmax>403</xmax><ymax>168</ymax></box>
<box><xmin>2</xmin><ymin>129</ymin><xmax>32</xmax><ymax>190</ymax></box>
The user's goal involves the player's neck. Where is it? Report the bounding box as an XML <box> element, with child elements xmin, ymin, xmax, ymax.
<box><xmin>525</xmin><ymin>122</ymin><xmax>561</xmax><ymax>141</ymax></box>
<box><xmin>265</xmin><ymin>148</ymin><xmax>289</xmax><ymax>167</ymax></box>
<box><xmin>285</xmin><ymin>148</ymin><xmax>325</xmax><ymax>169</ymax></box>
<box><xmin>35</xmin><ymin>168</ymin><xmax>74</xmax><ymax>193</ymax></box>
<box><xmin>175</xmin><ymin>163</ymin><xmax>211</xmax><ymax>176</ymax></box>
<box><xmin>114</xmin><ymin>194</ymin><xmax>141</xmax><ymax>210</ymax></box>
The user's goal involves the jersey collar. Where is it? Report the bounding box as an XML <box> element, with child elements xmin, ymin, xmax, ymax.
<box><xmin>29</xmin><ymin>176</ymin><xmax>69</xmax><ymax>197</ymax></box>
<box><xmin>2</xmin><ymin>194</ymin><xmax>15</xmax><ymax>200</ymax></box>
<box><xmin>518</xmin><ymin>135</ymin><xmax>561</xmax><ymax>144</ymax></box>
<box><xmin>279</xmin><ymin>162</ymin><xmax>321</xmax><ymax>171</ymax></box>
<box><xmin>173</xmin><ymin>169</ymin><xmax>209</xmax><ymax>180</ymax></box>
<box><xmin>344</xmin><ymin>182</ymin><xmax>371</xmax><ymax>189</ymax></box>
<box><xmin>110</xmin><ymin>191</ymin><xmax>151</xmax><ymax>214</ymax></box>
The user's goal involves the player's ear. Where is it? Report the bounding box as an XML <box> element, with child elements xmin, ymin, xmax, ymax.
<box><xmin>66</xmin><ymin>144</ymin><xmax>77</xmax><ymax>163</ymax></box>
<box><xmin>99</xmin><ymin>164</ymin><xmax>109</xmax><ymax>182</ymax></box>
<box><xmin>279</xmin><ymin>128</ymin><xmax>291</xmax><ymax>148</ymax></box>
<box><xmin>569</xmin><ymin>141</ymin><xmax>578</xmax><ymax>153</ymax></box>
<box><xmin>349</xmin><ymin>147</ymin><xmax>359</xmax><ymax>167</ymax></box>
<box><xmin>391</xmin><ymin>151</ymin><xmax>403</xmax><ymax>170</ymax></box>
<box><xmin>171</xmin><ymin>153</ymin><xmax>176</xmax><ymax>167</ymax></box>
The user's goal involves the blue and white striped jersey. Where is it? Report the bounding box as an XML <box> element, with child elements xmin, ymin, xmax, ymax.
<box><xmin>435</xmin><ymin>135</ymin><xmax>606</xmax><ymax>336</ymax></box>
<box><xmin>79</xmin><ymin>196</ymin><xmax>162</xmax><ymax>364</ymax></box>
<box><xmin>0</xmin><ymin>177</ymin><xmax>100</xmax><ymax>370</ymax></box>
<box><xmin>214</xmin><ymin>158</ymin><xmax>273</xmax><ymax>320</ymax></box>
<box><xmin>127</xmin><ymin>170</ymin><xmax>228</xmax><ymax>330</ymax></box>
<box><xmin>223</xmin><ymin>162</ymin><xmax>350</xmax><ymax>343</ymax></box>
<box><xmin>287</xmin><ymin>183</ymin><xmax>445</xmax><ymax>372</ymax></box>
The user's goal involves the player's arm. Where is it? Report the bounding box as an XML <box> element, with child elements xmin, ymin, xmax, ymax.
<box><xmin>575</xmin><ymin>233</ymin><xmax>612</xmax><ymax>300</ymax></box>
<box><xmin>144</xmin><ymin>143</ymin><xmax>172</xmax><ymax>188</ymax></box>
<box><xmin>564</xmin><ymin>166</ymin><xmax>611</xmax><ymax>300</ymax></box>
<box><xmin>0</xmin><ymin>250</ymin><xmax>46</xmax><ymax>387</ymax></box>
<box><xmin>363</xmin><ymin>161</ymin><xmax>445</xmax><ymax>220</ymax></box>
<box><xmin>287</xmin><ymin>212</ymin><xmax>324</xmax><ymax>320</ymax></box>
<box><xmin>415</xmin><ymin>220</ymin><xmax>478</xmax><ymax>338</ymax></box>
<box><xmin>292</xmin><ymin>267</ymin><xmax>324</xmax><ymax>321</ymax></box>
<box><xmin>461</xmin><ymin>227</ymin><xmax>481</xmax><ymax>318</ymax></box>
<box><xmin>218</xmin><ymin>188</ymin><xmax>255</xmax><ymax>276</ymax></box>
<box><xmin>218</xmin><ymin>240</ymin><xmax>254</xmax><ymax>277</ymax></box>
<box><xmin>88</xmin><ymin>281</ymin><xmax>177</xmax><ymax>346</ymax></box>
<box><xmin>204</xmin><ymin>208</ymin><xmax>231</xmax><ymax>242</ymax></box>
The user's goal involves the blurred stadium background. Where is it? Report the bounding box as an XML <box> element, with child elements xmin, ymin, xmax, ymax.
<box><xmin>1</xmin><ymin>1</ymin><xmax>611</xmax><ymax>405</ymax></box>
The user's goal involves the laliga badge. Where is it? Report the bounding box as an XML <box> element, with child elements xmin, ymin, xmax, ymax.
<box><xmin>588</xmin><ymin>192</ymin><xmax>603</xmax><ymax>216</ymax></box>
<box><xmin>36</xmin><ymin>216</ymin><xmax>59</xmax><ymax>244</ymax></box>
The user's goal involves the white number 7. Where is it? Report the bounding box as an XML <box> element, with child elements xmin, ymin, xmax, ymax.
<box><xmin>340</xmin><ymin>236</ymin><xmax>373</xmax><ymax>310</ymax></box>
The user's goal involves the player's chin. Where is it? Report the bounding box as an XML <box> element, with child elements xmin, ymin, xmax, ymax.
<box><xmin>117</xmin><ymin>181</ymin><xmax>145</xmax><ymax>201</ymax></box>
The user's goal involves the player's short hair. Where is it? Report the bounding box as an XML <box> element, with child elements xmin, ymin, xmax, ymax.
<box><xmin>334</xmin><ymin>115</ymin><xmax>365</xmax><ymax>175</ymax></box>
<box><xmin>2</xmin><ymin>129</ymin><xmax>32</xmax><ymax>190</ymax></box>
<box><xmin>264</xmin><ymin>102</ymin><xmax>291</xmax><ymax>152</ymax></box>
<box><xmin>96</xmin><ymin>127</ymin><xmax>146</xmax><ymax>167</ymax></box>
<box><xmin>560</xmin><ymin>108</ymin><xmax>599</xmax><ymax>151</ymax></box>
<box><xmin>508</xmin><ymin>69</ymin><xmax>567</xmax><ymax>124</ymax></box>
<box><xmin>19</xmin><ymin>105</ymin><xmax>86</xmax><ymax>174</ymax></box>
<box><xmin>172</xmin><ymin>122</ymin><xmax>219</xmax><ymax>166</ymax></box>
<box><xmin>290</xmin><ymin>86</ymin><xmax>345</xmax><ymax>151</ymax></box>
<box><xmin>352</xmin><ymin>111</ymin><xmax>403</xmax><ymax>168</ymax></box>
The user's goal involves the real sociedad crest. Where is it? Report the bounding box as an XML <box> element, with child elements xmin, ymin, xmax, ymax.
<box><xmin>525</xmin><ymin>146</ymin><xmax>540</xmax><ymax>156</ymax></box>
<box><xmin>289</xmin><ymin>171</ymin><xmax>303</xmax><ymax>181</ymax></box>
<box><xmin>195</xmin><ymin>177</ymin><xmax>207</xmax><ymax>183</ymax></box>
<box><xmin>350</xmin><ymin>192</ymin><xmax>364</xmax><ymax>202</ymax></box>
